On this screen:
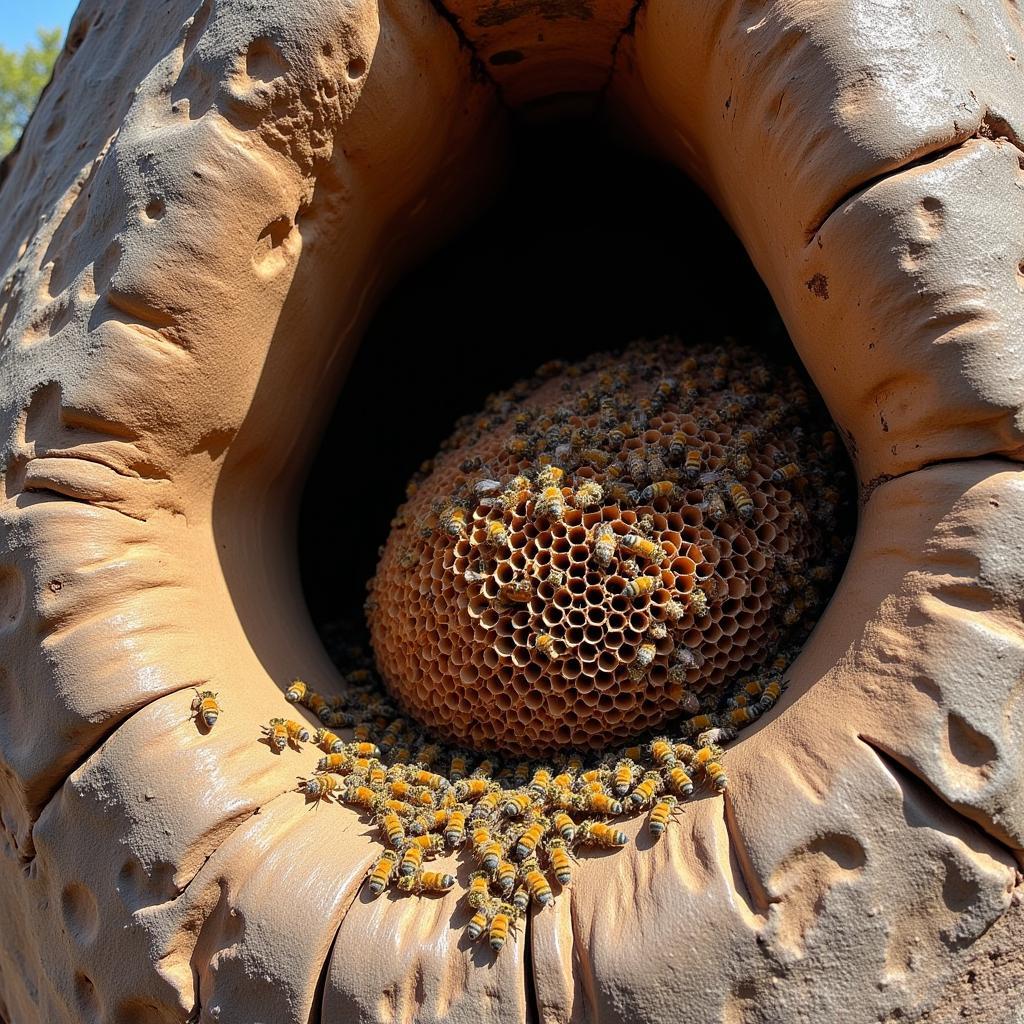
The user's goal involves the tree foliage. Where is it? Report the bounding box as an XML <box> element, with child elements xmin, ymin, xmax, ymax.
<box><xmin>0</xmin><ymin>28</ymin><xmax>63</xmax><ymax>157</ymax></box>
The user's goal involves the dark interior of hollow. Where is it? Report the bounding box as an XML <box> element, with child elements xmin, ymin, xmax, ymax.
<box><xmin>299</xmin><ymin>116</ymin><xmax>795</xmax><ymax>631</ymax></box>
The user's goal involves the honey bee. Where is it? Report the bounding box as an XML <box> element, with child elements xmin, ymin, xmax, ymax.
<box><xmin>486</xmin><ymin>520</ymin><xmax>510</xmax><ymax>548</ymax></box>
<box><xmin>590</xmin><ymin>523</ymin><xmax>616</xmax><ymax>567</ymax></box>
<box><xmin>406</xmin><ymin>769</ymin><xmax>445</xmax><ymax>792</ymax></box>
<box><xmin>440</xmin><ymin>505</ymin><xmax>468</xmax><ymax>539</ymax></box>
<box><xmin>396</xmin><ymin>869</ymin><xmax>452</xmax><ymax>894</ymax></box>
<box><xmin>520</xmin><ymin>859</ymin><xmax>553</xmax><ymax>906</ymax></box>
<box><xmin>468</xmin><ymin>870</ymin><xmax>491</xmax><ymax>908</ymax></box>
<box><xmin>682</xmin><ymin>714</ymin><xmax>715</xmax><ymax>737</ymax></box>
<box><xmin>619</xmin><ymin>533</ymin><xmax>666</xmax><ymax>563</ymax></box>
<box><xmin>264</xmin><ymin>718</ymin><xmax>309</xmax><ymax>751</ymax></box>
<box><xmin>627</xmin><ymin>771</ymin><xmax>662</xmax><ymax>810</ymax></box>
<box><xmin>649</xmin><ymin>795</ymin><xmax>679</xmax><ymax>837</ymax></box>
<box><xmin>691</xmin><ymin>745</ymin><xmax>728</xmax><ymax>792</ymax></box>
<box><xmin>503</xmin><ymin>792</ymin><xmax>533</xmax><ymax>818</ymax></box>
<box><xmin>758</xmin><ymin>679</ymin><xmax>783</xmax><ymax>713</ymax></box>
<box><xmin>666</xmin><ymin>766</ymin><xmax>694</xmax><ymax>799</ymax></box>
<box><xmin>449</xmin><ymin>751</ymin><xmax>471</xmax><ymax>781</ymax></box>
<box><xmin>317</xmin><ymin>752</ymin><xmax>353</xmax><ymax>773</ymax></box>
<box><xmin>532</xmin><ymin>633</ymin><xmax>560</xmax><ymax>661</ymax></box>
<box><xmin>314</xmin><ymin>728</ymin><xmax>345</xmax><ymax>754</ymax></box>
<box><xmin>688</xmin><ymin>588</ymin><xmax>709</xmax><ymax>617</ymax></box>
<box><xmin>505</xmin><ymin>436</ymin><xmax>535</xmax><ymax>458</ymax></box>
<box><xmin>498</xmin><ymin>475</ymin><xmax>532</xmax><ymax>511</ymax></box>
<box><xmin>382</xmin><ymin>799</ymin><xmax>416</xmax><ymax>819</ymax></box>
<box><xmin>684</xmin><ymin>449</ymin><xmax>702</xmax><ymax>479</ymax></box>
<box><xmin>489</xmin><ymin>902</ymin><xmax>518</xmax><ymax>953</ymax></box>
<box><xmin>639</xmin><ymin>481</ymin><xmax>677</xmax><ymax>503</ymax></box>
<box><xmin>367</xmin><ymin>850</ymin><xmax>399</xmax><ymax>896</ymax></box>
<box><xmin>553</xmin><ymin>811</ymin><xmax>576</xmax><ymax>843</ymax></box>
<box><xmin>579</xmin><ymin>448</ymin><xmax>611</xmax><ymax>468</ymax></box>
<box><xmin>398</xmin><ymin>843</ymin><xmax>424</xmax><ymax>877</ymax></box>
<box><xmin>472</xmin><ymin>787</ymin><xmax>503</xmax><ymax>819</ymax></box>
<box><xmin>300</xmin><ymin>773</ymin><xmax>344</xmax><ymax>802</ymax></box>
<box><xmin>573</xmin><ymin>480</ymin><xmax>604</xmax><ymax>509</ymax></box>
<box><xmin>728</xmin><ymin>482</ymin><xmax>754</xmax><ymax>519</ymax></box>
<box><xmin>537</xmin><ymin>465</ymin><xmax>565</xmax><ymax>489</ymax></box>
<box><xmin>626</xmin><ymin>449</ymin><xmax>647</xmax><ymax>484</ymax></box>
<box><xmin>480</xmin><ymin>840</ymin><xmax>504</xmax><ymax>873</ymax></box>
<box><xmin>611</xmin><ymin>759</ymin><xmax>636</xmax><ymax>796</ymax></box>
<box><xmin>582</xmin><ymin>792</ymin><xmax>623</xmax><ymax>815</ymax></box>
<box><xmin>343</xmin><ymin>784</ymin><xmax>379</xmax><ymax>809</ymax></box>
<box><xmin>772</xmin><ymin>462</ymin><xmax>800</xmax><ymax>483</ymax></box>
<box><xmin>191</xmin><ymin>689</ymin><xmax>221</xmax><ymax>729</ymax></box>
<box><xmin>782</xmin><ymin>598</ymin><xmax>805</xmax><ymax>627</ymax></box>
<box><xmin>546</xmin><ymin>837</ymin><xmax>572</xmax><ymax>885</ymax></box>
<box><xmin>514</xmin><ymin>821</ymin><xmax>547</xmax><ymax>860</ymax></box>
<box><xmin>726</xmin><ymin>706</ymin><xmax>759</xmax><ymax>728</ymax></box>
<box><xmin>467</xmin><ymin>900</ymin><xmax>496</xmax><ymax>942</ymax></box>
<box><xmin>535</xmin><ymin>486</ymin><xmax>566</xmax><ymax>521</ymax></box>
<box><xmin>285</xmin><ymin>679</ymin><xmax>309</xmax><ymax>704</ymax></box>
<box><xmin>623</xmin><ymin>576</ymin><xmax>657</xmax><ymax>600</ymax></box>
<box><xmin>511</xmin><ymin>887</ymin><xmax>530</xmax><ymax>915</ymax></box>
<box><xmin>632</xmin><ymin>643</ymin><xmax>656</xmax><ymax>675</ymax></box>
<box><xmin>495</xmin><ymin>860</ymin><xmax>517</xmax><ymax>895</ymax></box>
<box><xmin>704</xmin><ymin>489</ymin><xmax>727</xmax><ymax>522</ymax></box>
<box><xmin>378</xmin><ymin>811</ymin><xmax>406</xmax><ymax>848</ymax></box>
<box><xmin>444</xmin><ymin>808</ymin><xmax>467</xmax><ymax>847</ymax></box>
<box><xmin>649</xmin><ymin>738</ymin><xmax>676</xmax><ymax>767</ymax></box>
<box><xmin>528</xmin><ymin>768</ymin><xmax>551</xmax><ymax>799</ymax></box>
<box><xmin>575</xmin><ymin>821</ymin><xmax>628</xmax><ymax>848</ymax></box>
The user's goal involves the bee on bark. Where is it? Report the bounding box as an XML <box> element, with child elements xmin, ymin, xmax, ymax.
<box><xmin>575</xmin><ymin>821</ymin><xmax>628</xmax><ymax>848</ymax></box>
<box><xmin>191</xmin><ymin>690</ymin><xmax>221</xmax><ymax>729</ymax></box>
<box><xmin>263</xmin><ymin>718</ymin><xmax>309</xmax><ymax>752</ymax></box>
<box><xmin>285</xmin><ymin>679</ymin><xmax>309</xmax><ymax>704</ymax></box>
<box><xmin>649</xmin><ymin>795</ymin><xmax>679</xmax><ymax>837</ymax></box>
<box><xmin>520</xmin><ymin>859</ymin><xmax>554</xmax><ymax>906</ymax></box>
<box><xmin>367</xmin><ymin>851</ymin><xmax>399</xmax><ymax>896</ymax></box>
<box><xmin>489</xmin><ymin>903</ymin><xmax>519</xmax><ymax>953</ymax></box>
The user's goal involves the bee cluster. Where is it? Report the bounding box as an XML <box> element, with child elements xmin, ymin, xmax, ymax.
<box><xmin>229</xmin><ymin>338</ymin><xmax>852</xmax><ymax>957</ymax></box>
<box><xmin>368</xmin><ymin>337</ymin><xmax>850</xmax><ymax>754</ymax></box>
<box><xmin>264</xmin><ymin>651</ymin><xmax>784</xmax><ymax>954</ymax></box>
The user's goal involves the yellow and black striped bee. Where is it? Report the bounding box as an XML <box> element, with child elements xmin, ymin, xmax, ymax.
<box><xmin>666</xmin><ymin>765</ymin><xmax>694</xmax><ymax>799</ymax></box>
<box><xmin>684</xmin><ymin>449</ymin><xmax>702</xmax><ymax>479</ymax></box>
<box><xmin>343</xmin><ymin>784</ymin><xmax>379</xmax><ymax>809</ymax></box>
<box><xmin>552</xmin><ymin>811</ymin><xmax>576</xmax><ymax>843</ymax></box>
<box><xmin>444</xmin><ymin>808</ymin><xmax>467</xmax><ymax>848</ymax></box>
<box><xmin>520</xmin><ymin>859</ymin><xmax>553</xmax><ymax>906</ymax></box>
<box><xmin>495</xmin><ymin>859</ymin><xmax>517</xmax><ymax>896</ymax></box>
<box><xmin>611</xmin><ymin>759</ymin><xmax>636</xmax><ymax>797</ymax></box>
<box><xmin>314</xmin><ymin>728</ymin><xmax>345</xmax><ymax>754</ymax></box>
<box><xmin>486</xmin><ymin>519</ymin><xmax>510</xmax><ymax>548</ymax></box>
<box><xmin>300</xmin><ymin>773</ymin><xmax>344</xmax><ymax>803</ymax></box>
<box><xmin>639</xmin><ymin>480</ymin><xmax>677</xmax><ymax>503</ymax></box>
<box><xmin>191</xmin><ymin>689</ymin><xmax>221</xmax><ymax>729</ymax></box>
<box><xmin>728</xmin><ymin>482</ymin><xmax>754</xmax><ymax>519</ymax></box>
<box><xmin>690</xmin><ymin>745</ymin><xmax>728</xmax><ymax>793</ymax></box>
<box><xmin>503</xmin><ymin>792</ymin><xmax>533</xmax><ymax>818</ymax></box>
<box><xmin>573</xmin><ymin>480</ymin><xmax>604</xmax><ymax>509</ymax></box>
<box><xmin>367</xmin><ymin>850</ymin><xmax>399</xmax><ymax>896</ymax></box>
<box><xmin>758</xmin><ymin>679</ymin><xmax>783</xmax><ymax>714</ymax></box>
<box><xmin>575</xmin><ymin>820</ymin><xmax>628</xmax><ymax>848</ymax></box>
<box><xmin>377</xmin><ymin>811</ymin><xmax>406</xmax><ymax>848</ymax></box>
<box><xmin>440</xmin><ymin>505</ymin><xmax>468</xmax><ymax>539</ymax></box>
<box><xmin>650</xmin><ymin>738</ymin><xmax>677</xmax><ymax>768</ymax></box>
<box><xmin>619</xmin><ymin>533</ymin><xmax>666</xmax><ymax>563</ymax></box>
<box><xmin>514</xmin><ymin>820</ymin><xmax>547</xmax><ymax>860</ymax></box>
<box><xmin>263</xmin><ymin>718</ymin><xmax>309</xmax><ymax>752</ymax></box>
<box><xmin>467</xmin><ymin>900</ymin><xmax>496</xmax><ymax>941</ymax></box>
<box><xmin>649</xmin><ymin>795</ymin><xmax>679</xmax><ymax>837</ymax></box>
<box><xmin>489</xmin><ymin>902</ymin><xmax>518</xmax><ymax>953</ymax></box>
<box><xmin>624</xmin><ymin>576</ymin><xmax>657</xmax><ymax>600</ymax></box>
<box><xmin>285</xmin><ymin>679</ymin><xmax>309</xmax><ymax>704</ymax></box>
<box><xmin>772</xmin><ymin>461</ymin><xmax>800</xmax><ymax>483</ymax></box>
<box><xmin>545</xmin><ymin>837</ymin><xmax>572</xmax><ymax>885</ymax></box>
<box><xmin>627</xmin><ymin>771</ymin><xmax>662</xmax><ymax>810</ymax></box>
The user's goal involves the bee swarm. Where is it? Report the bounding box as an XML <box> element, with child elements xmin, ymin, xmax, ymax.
<box><xmin>368</xmin><ymin>337</ymin><xmax>849</xmax><ymax>753</ymax></box>
<box><xmin>258</xmin><ymin>337</ymin><xmax>852</xmax><ymax>955</ymax></box>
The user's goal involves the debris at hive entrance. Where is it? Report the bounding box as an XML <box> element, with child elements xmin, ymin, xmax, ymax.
<box><xmin>281</xmin><ymin>337</ymin><xmax>853</xmax><ymax>954</ymax></box>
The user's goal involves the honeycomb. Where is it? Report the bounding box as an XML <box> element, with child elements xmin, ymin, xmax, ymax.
<box><xmin>367</xmin><ymin>338</ymin><xmax>849</xmax><ymax>755</ymax></box>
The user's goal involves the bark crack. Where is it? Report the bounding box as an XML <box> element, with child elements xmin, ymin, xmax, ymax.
<box><xmin>861</xmin><ymin>452</ymin><xmax>1024</xmax><ymax>505</ymax></box>
<box><xmin>805</xmin><ymin>112</ymin><xmax>1024</xmax><ymax>247</ymax></box>
<box><xmin>596</xmin><ymin>0</ymin><xmax>649</xmax><ymax>107</ymax></box>
<box><xmin>424</xmin><ymin>0</ymin><xmax>512</xmax><ymax>110</ymax></box>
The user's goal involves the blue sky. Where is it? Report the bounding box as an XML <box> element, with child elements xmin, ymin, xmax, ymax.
<box><xmin>0</xmin><ymin>1</ymin><xmax>78</xmax><ymax>49</ymax></box>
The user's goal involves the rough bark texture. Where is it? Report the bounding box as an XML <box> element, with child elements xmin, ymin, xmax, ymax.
<box><xmin>1</xmin><ymin>1</ymin><xmax>1022</xmax><ymax>1022</ymax></box>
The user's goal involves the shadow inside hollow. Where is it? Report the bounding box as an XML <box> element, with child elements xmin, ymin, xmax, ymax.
<box><xmin>300</xmin><ymin>116</ymin><xmax>790</xmax><ymax>627</ymax></box>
